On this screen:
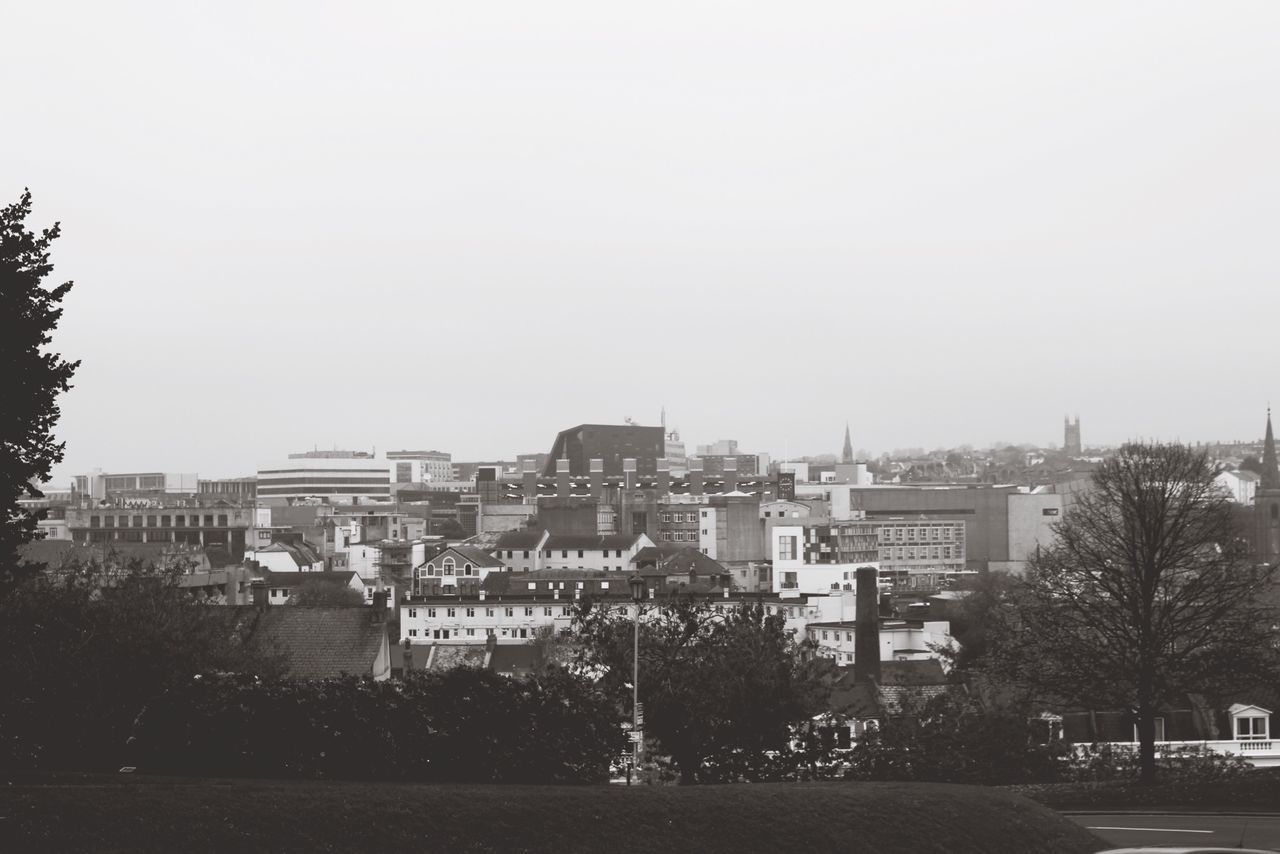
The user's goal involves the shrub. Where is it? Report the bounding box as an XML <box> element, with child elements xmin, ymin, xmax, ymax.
<box><xmin>127</xmin><ymin>667</ymin><xmax>626</xmax><ymax>784</ymax></box>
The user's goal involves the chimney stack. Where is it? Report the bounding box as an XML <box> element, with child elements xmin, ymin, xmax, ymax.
<box><xmin>723</xmin><ymin>457</ymin><xmax>738</xmax><ymax>493</ymax></box>
<box><xmin>556</xmin><ymin>459</ymin><xmax>570</xmax><ymax>497</ymax></box>
<box><xmin>589</xmin><ymin>458</ymin><xmax>604</xmax><ymax>500</ymax></box>
<box><xmin>853</xmin><ymin>566</ymin><xmax>881</xmax><ymax>684</ymax></box>
<box><xmin>251</xmin><ymin>579</ymin><xmax>269</xmax><ymax>610</ymax></box>
<box><xmin>689</xmin><ymin>459</ymin><xmax>705</xmax><ymax>496</ymax></box>
<box><xmin>522</xmin><ymin>459</ymin><xmax>538</xmax><ymax>503</ymax></box>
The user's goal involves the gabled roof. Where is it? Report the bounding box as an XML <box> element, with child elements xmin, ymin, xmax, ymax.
<box><xmin>661</xmin><ymin>549</ymin><xmax>729</xmax><ymax>577</ymax></box>
<box><xmin>421</xmin><ymin>546</ymin><xmax>505</xmax><ymax>569</ymax></box>
<box><xmin>247</xmin><ymin>606</ymin><xmax>387</xmax><ymax>680</ymax></box>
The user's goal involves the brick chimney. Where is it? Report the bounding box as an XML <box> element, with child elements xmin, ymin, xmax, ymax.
<box><xmin>556</xmin><ymin>459</ymin><xmax>570</xmax><ymax>497</ymax></box>
<box><xmin>251</xmin><ymin>579</ymin><xmax>269</xmax><ymax>609</ymax></box>
<box><xmin>689</xmin><ymin>459</ymin><xmax>704</xmax><ymax>496</ymax></box>
<box><xmin>854</xmin><ymin>566</ymin><xmax>881</xmax><ymax>684</ymax></box>
<box><xmin>589</xmin><ymin>458</ymin><xmax>604</xmax><ymax>500</ymax></box>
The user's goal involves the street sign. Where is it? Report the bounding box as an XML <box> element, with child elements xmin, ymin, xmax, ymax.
<box><xmin>629</xmin><ymin>729</ymin><xmax>644</xmax><ymax>743</ymax></box>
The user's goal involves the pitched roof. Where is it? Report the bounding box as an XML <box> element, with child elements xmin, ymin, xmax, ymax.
<box><xmin>262</xmin><ymin>570</ymin><xmax>358</xmax><ymax>588</ymax></box>
<box><xmin>661</xmin><ymin>549</ymin><xmax>729</xmax><ymax>577</ymax></box>
<box><xmin>248</xmin><ymin>606</ymin><xmax>387</xmax><ymax>680</ymax></box>
<box><xmin>544</xmin><ymin>533</ymin><xmax>643</xmax><ymax>551</ymax></box>
<box><xmin>494</xmin><ymin>529</ymin><xmax>547</xmax><ymax>549</ymax></box>
<box><xmin>421</xmin><ymin>546</ymin><xmax>505</xmax><ymax>569</ymax></box>
<box><xmin>481</xmin><ymin>568</ymin><xmax>612</xmax><ymax>593</ymax></box>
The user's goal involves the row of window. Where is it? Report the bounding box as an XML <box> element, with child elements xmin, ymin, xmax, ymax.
<box><xmin>659</xmin><ymin>512</ymin><xmax>699</xmax><ymax>523</ymax></box>
<box><xmin>543</xmin><ymin>548</ymin><xmax>627</xmax><ymax>558</ymax></box>
<box><xmin>88</xmin><ymin>514</ymin><xmax>230</xmax><ymax>529</ymax></box>
<box><xmin>409</xmin><ymin>605</ymin><xmax>575</xmax><ymax>619</ymax></box>
<box><xmin>420</xmin><ymin>563</ymin><xmax>479</xmax><ymax>577</ymax></box>
<box><xmin>881</xmin><ymin>546</ymin><xmax>961</xmax><ymax>561</ymax></box>
<box><xmin>408</xmin><ymin>627</ymin><xmax>539</xmax><ymax>640</ymax></box>
<box><xmin>878</xmin><ymin>526</ymin><xmax>961</xmax><ymax>543</ymax></box>
<box><xmin>658</xmin><ymin>531</ymin><xmax>698</xmax><ymax>542</ymax></box>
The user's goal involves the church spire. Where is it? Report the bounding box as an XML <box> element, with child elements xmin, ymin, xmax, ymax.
<box><xmin>841</xmin><ymin>423</ymin><xmax>855</xmax><ymax>465</ymax></box>
<box><xmin>1263</xmin><ymin>408</ymin><xmax>1280</xmax><ymax>491</ymax></box>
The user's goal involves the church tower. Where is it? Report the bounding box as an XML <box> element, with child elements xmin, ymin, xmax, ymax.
<box><xmin>841</xmin><ymin>423</ymin><xmax>855</xmax><ymax>465</ymax></box>
<box><xmin>1064</xmin><ymin>415</ymin><xmax>1082</xmax><ymax>456</ymax></box>
<box><xmin>1255</xmin><ymin>409</ymin><xmax>1280</xmax><ymax>565</ymax></box>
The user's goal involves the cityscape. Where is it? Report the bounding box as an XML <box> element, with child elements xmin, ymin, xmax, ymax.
<box><xmin>4</xmin><ymin>2</ymin><xmax>1280</xmax><ymax>853</ymax></box>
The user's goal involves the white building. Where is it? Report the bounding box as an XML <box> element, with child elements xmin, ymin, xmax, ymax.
<box><xmin>1216</xmin><ymin>469</ymin><xmax>1260</xmax><ymax>505</ymax></box>
<box><xmin>256</xmin><ymin>457</ymin><xmax>392</xmax><ymax>505</ymax></box>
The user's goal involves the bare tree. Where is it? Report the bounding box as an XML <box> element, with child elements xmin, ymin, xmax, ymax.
<box><xmin>990</xmin><ymin>442</ymin><xmax>1279</xmax><ymax>785</ymax></box>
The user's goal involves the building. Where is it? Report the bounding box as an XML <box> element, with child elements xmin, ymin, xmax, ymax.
<box><xmin>72</xmin><ymin>470</ymin><xmax>198</xmax><ymax>502</ymax></box>
<box><xmin>247</xmin><ymin>540</ymin><xmax>325</xmax><ymax>573</ymax></box>
<box><xmin>806</xmin><ymin>617</ymin><xmax>953</xmax><ymax>667</ymax></box>
<box><xmin>197</xmin><ymin>477</ymin><xmax>257</xmax><ymax>502</ymax></box>
<box><xmin>544</xmin><ymin>423</ymin><xmax>665</xmax><ymax>477</ymax></box>
<box><xmin>1218</xmin><ymin>468</ymin><xmax>1261</xmax><ymax>505</ymax></box>
<box><xmin>696</xmin><ymin>493</ymin><xmax>766</xmax><ymax>564</ymax></box>
<box><xmin>1064</xmin><ymin>415</ymin><xmax>1083</xmax><ymax>456</ymax></box>
<box><xmin>413</xmin><ymin>545</ymin><xmax>507</xmax><ymax>597</ymax></box>
<box><xmin>492</xmin><ymin>529</ymin><xmax>551</xmax><ymax>572</ymax></box>
<box><xmin>245</xmin><ymin>586</ymin><xmax>391</xmax><ymax>681</ymax></box>
<box><xmin>66</xmin><ymin>501</ymin><xmax>256</xmax><ymax>561</ymax></box>
<box><xmin>874</xmin><ymin>519</ymin><xmax>968</xmax><ymax>589</ymax></box>
<box><xmin>385</xmin><ymin>450</ymin><xmax>453</xmax><ymax>484</ymax></box>
<box><xmin>541</xmin><ymin>533</ymin><xmax>654</xmax><ymax>572</ymax></box>
<box><xmin>770</xmin><ymin>522</ymin><xmax>880</xmax><ymax>595</ymax></box>
<box><xmin>256</xmin><ymin>457</ymin><xmax>392</xmax><ymax>505</ymax></box>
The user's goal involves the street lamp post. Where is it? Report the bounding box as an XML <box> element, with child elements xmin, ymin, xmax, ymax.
<box><xmin>628</xmin><ymin>574</ymin><xmax>646</xmax><ymax>785</ymax></box>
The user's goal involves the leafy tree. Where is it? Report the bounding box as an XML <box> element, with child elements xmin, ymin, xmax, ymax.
<box><xmin>987</xmin><ymin>443</ymin><xmax>1280</xmax><ymax>785</ymax></box>
<box><xmin>0</xmin><ymin>552</ymin><xmax>284</xmax><ymax>771</ymax></box>
<box><xmin>571</xmin><ymin>592</ymin><xmax>837</xmax><ymax>784</ymax></box>
<box><xmin>937</xmin><ymin>570</ymin><xmax>1021</xmax><ymax>672</ymax></box>
<box><xmin>288</xmin><ymin>578</ymin><xmax>364</xmax><ymax>606</ymax></box>
<box><xmin>0</xmin><ymin>190</ymin><xmax>79</xmax><ymax>567</ymax></box>
<box><xmin>1239</xmin><ymin>455</ymin><xmax>1263</xmax><ymax>476</ymax></box>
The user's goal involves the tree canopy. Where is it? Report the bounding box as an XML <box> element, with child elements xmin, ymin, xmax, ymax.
<box><xmin>288</xmin><ymin>579</ymin><xmax>365</xmax><ymax>606</ymax></box>
<box><xmin>0</xmin><ymin>190</ymin><xmax>79</xmax><ymax>567</ymax></box>
<box><xmin>986</xmin><ymin>442</ymin><xmax>1280</xmax><ymax>784</ymax></box>
<box><xmin>570</xmin><ymin>592</ymin><xmax>837</xmax><ymax>783</ymax></box>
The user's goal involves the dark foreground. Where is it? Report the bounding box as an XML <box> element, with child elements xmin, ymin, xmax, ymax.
<box><xmin>0</xmin><ymin>773</ymin><xmax>1105</xmax><ymax>854</ymax></box>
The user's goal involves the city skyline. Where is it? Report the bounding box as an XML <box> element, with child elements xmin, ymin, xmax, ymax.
<box><xmin>6</xmin><ymin>2</ymin><xmax>1278</xmax><ymax>485</ymax></box>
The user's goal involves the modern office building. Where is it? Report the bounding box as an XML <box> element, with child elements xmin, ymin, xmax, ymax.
<box><xmin>256</xmin><ymin>457</ymin><xmax>392</xmax><ymax>505</ymax></box>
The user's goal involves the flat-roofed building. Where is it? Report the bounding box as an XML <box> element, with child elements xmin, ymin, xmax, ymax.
<box><xmin>256</xmin><ymin>458</ymin><xmax>392</xmax><ymax>505</ymax></box>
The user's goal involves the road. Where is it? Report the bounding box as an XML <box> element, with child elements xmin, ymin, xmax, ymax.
<box><xmin>1068</xmin><ymin>812</ymin><xmax>1280</xmax><ymax>851</ymax></box>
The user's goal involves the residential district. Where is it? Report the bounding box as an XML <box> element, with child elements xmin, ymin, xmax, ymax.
<box><xmin>19</xmin><ymin>414</ymin><xmax>1280</xmax><ymax>768</ymax></box>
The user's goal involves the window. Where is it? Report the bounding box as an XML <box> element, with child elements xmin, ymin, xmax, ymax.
<box><xmin>505</xmin><ymin>607</ymin><xmax>514</xmax><ymax>617</ymax></box>
<box><xmin>161</xmin><ymin>515</ymin><xmax>170</xmax><ymax>527</ymax></box>
<box><xmin>523</xmin><ymin>550</ymin><xmax>530</xmax><ymax>558</ymax></box>
<box><xmin>203</xmin><ymin>515</ymin><xmax>214</xmax><ymax>526</ymax></box>
<box><xmin>146</xmin><ymin>515</ymin><xmax>157</xmax><ymax>527</ymax></box>
<box><xmin>778</xmin><ymin>536</ymin><xmax>796</xmax><ymax>561</ymax></box>
<box><xmin>1236</xmin><ymin>716</ymin><xmax>1269</xmax><ymax>740</ymax></box>
<box><xmin>466</xmin><ymin>629</ymin><xmax>475</xmax><ymax>637</ymax></box>
<box><xmin>427</xmin><ymin>608</ymin><xmax>437</xmax><ymax>617</ymax></box>
<box><xmin>702</xmin><ymin>528</ymin><xmax>708</xmax><ymax>535</ymax></box>
<box><xmin>486</xmin><ymin>608</ymin><xmax>495</xmax><ymax>617</ymax></box>
<box><xmin>600</xmin><ymin>581</ymin><xmax>610</xmax><ymax>589</ymax></box>
<box><xmin>217</xmin><ymin>515</ymin><xmax>228</xmax><ymax>526</ymax></box>
<box><xmin>132</xmin><ymin>516</ymin><xmax>143</xmax><ymax>527</ymax></box>
<box><xmin>446</xmin><ymin>607</ymin><xmax>456</xmax><ymax>617</ymax></box>
<box><xmin>409</xmin><ymin>629</ymin><xmax>418</xmax><ymax>637</ymax></box>
<box><xmin>524</xmin><ymin>607</ymin><xmax>534</xmax><ymax>616</ymax></box>
<box><xmin>464</xmin><ymin>564</ymin><xmax>473</xmax><ymax>576</ymax></box>
<box><xmin>528</xmin><ymin>582</ymin><xmax>537</xmax><ymax>590</ymax></box>
<box><xmin>562</xmin><ymin>550</ymin><xmax>568</xmax><ymax>558</ymax></box>
<box><xmin>409</xmin><ymin>609</ymin><xmax>418</xmax><ymax>618</ymax></box>
<box><xmin>764</xmin><ymin>511</ymin><xmax>771</xmax><ymax>518</ymax></box>
<box><xmin>822</xmin><ymin>631</ymin><xmax>829</xmax><ymax>640</ymax></box>
<box><xmin>543</xmin><ymin>607</ymin><xmax>552</xmax><ymax>616</ymax></box>
<box><xmin>466</xmin><ymin>608</ymin><xmax>475</xmax><ymax>617</ymax></box>
<box><xmin>561</xmin><ymin>606</ymin><xmax>571</xmax><ymax>616</ymax></box>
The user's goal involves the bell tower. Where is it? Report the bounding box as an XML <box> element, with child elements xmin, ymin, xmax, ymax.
<box><xmin>1255</xmin><ymin>409</ymin><xmax>1280</xmax><ymax>565</ymax></box>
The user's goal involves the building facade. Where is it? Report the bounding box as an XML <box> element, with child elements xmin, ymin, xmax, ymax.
<box><xmin>256</xmin><ymin>458</ymin><xmax>392</xmax><ymax>504</ymax></box>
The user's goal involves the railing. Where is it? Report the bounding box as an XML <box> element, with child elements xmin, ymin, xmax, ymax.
<box><xmin>1083</xmin><ymin>739</ymin><xmax>1279</xmax><ymax>766</ymax></box>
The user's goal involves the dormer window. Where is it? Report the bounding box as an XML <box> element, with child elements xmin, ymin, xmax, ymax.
<box><xmin>1230</xmin><ymin>704</ymin><xmax>1271</xmax><ymax>741</ymax></box>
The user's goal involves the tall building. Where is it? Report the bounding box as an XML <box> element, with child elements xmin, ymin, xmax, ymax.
<box><xmin>841</xmin><ymin>424</ymin><xmax>855</xmax><ymax>465</ymax></box>
<box><xmin>543</xmin><ymin>424</ymin><xmax>665</xmax><ymax>477</ymax></box>
<box><xmin>385</xmin><ymin>450</ymin><xmax>452</xmax><ymax>483</ymax></box>
<box><xmin>1064</xmin><ymin>415</ymin><xmax>1082</xmax><ymax>456</ymax></box>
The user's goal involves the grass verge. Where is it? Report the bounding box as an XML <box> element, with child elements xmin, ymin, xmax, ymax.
<box><xmin>0</xmin><ymin>774</ymin><xmax>1105</xmax><ymax>854</ymax></box>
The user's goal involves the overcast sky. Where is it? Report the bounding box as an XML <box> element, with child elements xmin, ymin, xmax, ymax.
<box><xmin>6</xmin><ymin>1</ymin><xmax>1279</xmax><ymax>483</ymax></box>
